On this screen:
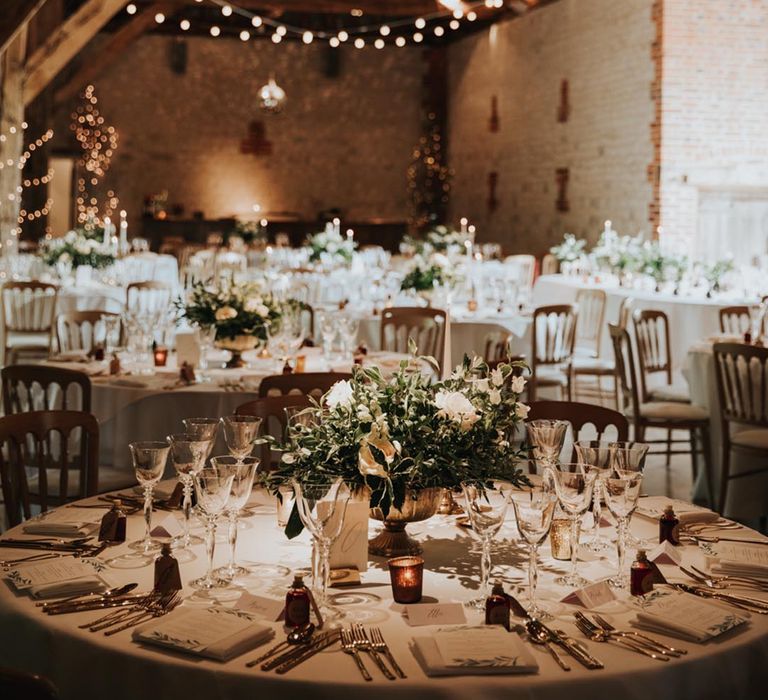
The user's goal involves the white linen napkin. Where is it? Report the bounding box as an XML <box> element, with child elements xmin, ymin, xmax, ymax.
<box><xmin>635</xmin><ymin>496</ymin><xmax>719</xmax><ymax>525</ymax></box>
<box><xmin>412</xmin><ymin>626</ymin><xmax>538</xmax><ymax>676</ymax></box>
<box><xmin>22</xmin><ymin>509</ymin><xmax>100</xmax><ymax>537</ymax></box>
<box><xmin>30</xmin><ymin>577</ymin><xmax>109</xmax><ymax>600</ymax></box>
<box><xmin>4</xmin><ymin>558</ymin><xmax>111</xmax><ymax>600</ymax></box>
<box><xmin>133</xmin><ymin>607</ymin><xmax>274</xmax><ymax>661</ymax></box>
<box><xmin>707</xmin><ymin>541</ymin><xmax>768</xmax><ymax>579</ymax></box>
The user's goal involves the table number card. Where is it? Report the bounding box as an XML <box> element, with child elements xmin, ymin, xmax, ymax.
<box><xmin>561</xmin><ymin>580</ymin><xmax>616</xmax><ymax>609</ymax></box>
<box><xmin>405</xmin><ymin>603</ymin><xmax>466</xmax><ymax>626</ymax></box>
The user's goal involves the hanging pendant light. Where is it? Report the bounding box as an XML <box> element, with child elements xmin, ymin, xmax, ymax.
<box><xmin>259</xmin><ymin>75</ymin><xmax>286</xmax><ymax>114</ymax></box>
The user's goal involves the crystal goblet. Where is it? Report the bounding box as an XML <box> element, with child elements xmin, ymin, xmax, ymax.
<box><xmin>128</xmin><ymin>441</ymin><xmax>169</xmax><ymax>557</ymax></box>
<box><xmin>574</xmin><ymin>440</ymin><xmax>614</xmax><ymax>553</ymax></box>
<box><xmin>167</xmin><ymin>432</ymin><xmax>211</xmax><ymax>548</ymax></box>
<box><xmin>610</xmin><ymin>441</ymin><xmax>650</xmax><ymax>548</ymax></box>
<box><xmin>604</xmin><ymin>469</ymin><xmax>644</xmax><ymax>588</ymax></box>
<box><xmin>527</xmin><ymin>419</ymin><xmax>569</xmax><ymax>471</ymax></box>
<box><xmin>220</xmin><ymin>415</ymin><xmax>262</xmax><ymax>461</ymax></box>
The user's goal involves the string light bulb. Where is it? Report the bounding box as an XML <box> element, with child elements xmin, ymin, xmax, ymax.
<box><xmin>221</xmin><ymin>4</ymin><xmax>232</xmax><ymax>16</ymax></box>
<box><xmin>210</xmin><ymin>25</ymin><xmax>220</xmax><ymax>36</ymax></box>
<box><xmin>251</xmin><ymin>16</ymin><xmax>262</xmax><ymax>27</ymax></box>
<box><xmin>154</xmin><ymin>13</ymin><xmax>165</xmax><ymax>24</ymax></box>
<box><xmin>126</xmin><ymin>3</ymin><xmax>137</xmax><ymax>14</ymax></box>
<box><xmin>329</xmin><ymin>37</ymin><xmax>340</xmax><ymax>47</ymax></box>
<box><xmin>338</xmin><ymin>30</ymin><xmax>349</xmax><ymax>42</ymax></box>
<box><xmin>180</xmin><ymin>19</ymin><xmax>190</xmax><ymax>30</ymax></box>
<box><xmin>276</xmin><ymin>26</ymin><xmax>287</xmax><ymax>36</ymax></box>
<box><xmin>434</xmin><ymin>26</ymin><xmax>445</xmax><ymax>37</ymax></box>
<box><xmin>450</xmin><ymin>19</ymin><xmax>460</xmax><ymax>30</ymax></box>
<box><xmin>415</xmin><ymin>18</ymin><xmax>426</xmax><ymax>29</ymax></box>
<box><xmin>271</xmin><ymin>33</ymin><xmax>282</xmax><ymax>43</ymax></box>
<box><xmin>413</xmin><ymin>32</ymin><xmax>423</xmax><ymax>43</ymax></box>
<box><xmin>302</xmin><ymin>31</ymin><xmax>313</xmax><ymax>44</ymax></box>
<box><xmin>467</xmin><ymin>11</ymin><xmax>477</xmax><ymax>21</ymax></box>
<box><xmin>380</xmin><ymin>25</ymin><xmax>391</xmax><ymax>36</ymax></box>
<box><xmin>240</xmin><ymin>30</ymin><xmax>250</xmax><ymax>41</ymax></box>
<box><xmin>354</xmin><ymin>37</ymin><xmax>365</xmax><ymax>49</ymax></box>
<box><xmin>374</xmin><ymin>38</ymin><xmax>385</xmax><ymax>49</ymax></box>
<box><xmin>395</xmin><ymin>36</ymin><xmax>406</xmax><ymax>47</ymax></box>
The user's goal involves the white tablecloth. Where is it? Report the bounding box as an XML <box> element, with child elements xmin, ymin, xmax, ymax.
<box><xmin>533</xmin><ymin>275</ymin><xmax>746</xmax><ymax>370</ymax></box>
<box><xmin>1</xmin><ymin>491</ymin><xmax>766</xmax><ymax>700</ymax></box>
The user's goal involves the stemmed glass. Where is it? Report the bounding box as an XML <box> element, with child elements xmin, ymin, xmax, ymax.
<box><xmin>547</xmin><ymin>464</ymin><xmax>597</xmax><ymax>587</ymax></box>
<box><xmin>195</xmin><ymin>324</ymin><xmax>217</xmax><ymax>382</ymax></box>
<box><xmin>604</xmin><ymin>468</ymin><xmax>644</xmax><ymax>588</ymax></box>
<box><xmin>511</xmin><ymin>488</ymin><xmax>557</xmax><ymax>619</ymax></box>
<box><xmin>182</xmin><ymin>417</ymin><xmax>219</xmax><ymax>458</ymax></box>
<box><xmin>574</xmin><ymin>441</ymin><xmax>614</xmax><ymax>553</ymax></box>
<box><xmin>338</xmin><ymin>317</ymin><xmax>360</xmax><ymax>359</ymax></box>
<box><xmin>167</xmin><ymin>432</ymin><xmax>212</xmax><ymax>548</ymax></box>
<box><xmin>610</xmin><ymin>442</ymin><xmax>650</xmax><ymax>548</ymax></box>
<box><xmin>190</xmin><ymin>464</ymin><xmax>235</xmax><ymax>591</ymax></box>
<box><xmin>461</xmin><ymin>480</ymin><xmax>514</xmax><ymax>608</ymax></box>
<box><xmin>292</xmin><ymin>479</ymin><xmax>350</xmax><ymax>611</ymax></box>
<box><xmin>527</xmin><ymin>419</ymin><xmax>569</xmax><ymax>471</ymax></box>
<box><xmin>220</xmin><ymin>415</ymin><xmax>261</xmax><ymax>461</ymax></box>
<box><xmin>211</xmin><ymin>456</ymin><xmax>260</xmax><ymax>582</ymax></box>
<box><xmin>128</xmin><ymin>441</ymin><xmax>170</xmax><ymax>557</ymax></box>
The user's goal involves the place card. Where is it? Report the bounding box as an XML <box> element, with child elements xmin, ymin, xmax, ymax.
<box><xmin>631</xmin><ymin>589</ymin><xmax>748</xmax><ymax>642</ymax></box>
<box><xmin>648</xmin><ymin>540</ymin><xmax>683</xmax><ymax>566</ymax></box>
<box><xmin>324</xmin><ymin>500</ymin><xmax>369</xmax><ymax>573</ymax></box>
<box><xmin>150</xmin><ymin>514</ymin><xmax>184</xmax><ymax>539</ymax></box>
<box><xmin>404</xmin><ymin>602</ymin><xmax>466</xmax><ymax>626</ymax></box>
<box><xmin>133</xmin><ymin>607</ymin><xmax>274</xmax><ymax>661</ymax></box>
<box><xmin>175</xmin><ymin>331</ymin><xmax>201</xmax><ymax>368</ymax></box>
<box><xmin>234</xmin><ymin>593</ymin><xmax>285</xmax><ymax>622</ymax></box>
<box><xmin>561</xmin><ymin>580</ymin><xmax>616</xmax><ymax>609</ymax></box>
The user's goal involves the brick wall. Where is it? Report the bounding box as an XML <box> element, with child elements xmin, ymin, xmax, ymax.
<box><xmin>446</xmin><ymin>0</ymin><xmax>656</xmax><ymax>254</ymax></box>
<box><xmin>659</xmin><ymin>0</ymin><xmax>768</xmax><ymax>259</ymax></box>
<box><xmin>52</xmin><ymin>36</ymin><xmax>423</xmax><ymax>230</ymax></box>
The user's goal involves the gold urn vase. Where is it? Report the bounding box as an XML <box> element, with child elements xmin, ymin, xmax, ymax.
<box><xmin>368</xmin><ymin>487</ymin><xmax>442</xmax><ymax>558</ymax></box>
<box><xmin>215</xmin><ymin>335</ymin><xmax>259</xmax><ymax>369</ymax></box>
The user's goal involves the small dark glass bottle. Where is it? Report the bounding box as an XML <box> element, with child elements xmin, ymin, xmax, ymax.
<box><xmin>630</xmin><ymin>550</ymin><xmax>655</xmax><ymax>596</ymax></box>
<box><xmin>154</xmin><ymin>543</ymin><xmax>182</xmax><ymax>593</ymax></box>
<box><xmin>98</xmin><ymin>499</ymin><xmax>127</xmax><ymax>544</ymax></box>
<box><xmin>659</xmin><ymin>504</ymin><xmax>680</xmax><ymax>545</ymax></box>
<box><xmin>485</xmin><ymin>580</ymin><xmax>510</xmax><ymax>630</ymax></box>
<box><xmin>285</xmin><ymin>574</ymin><xmax>311</xmax><ymax>628</ymax></box>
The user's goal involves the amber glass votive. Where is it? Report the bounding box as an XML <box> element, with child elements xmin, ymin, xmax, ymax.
<box><xmin>153</xmin><ymin>346</ymin><xmax>168</xmax><ymax>367</ymax></box>
<box><xmin>388</xmin><ymin>556</ymin><xmax>424</xmax><ymax>604</ymax></box>
<box><xmin>550</xmin><ymin>518</ymin><xmax>571</xmax><ymax>561</ymax></box>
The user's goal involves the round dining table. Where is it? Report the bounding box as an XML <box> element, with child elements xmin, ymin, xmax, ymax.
<box><xmin>1</xmin><ymin>489</ymin><xmax>766</xmax><ymax>700</ymax></box>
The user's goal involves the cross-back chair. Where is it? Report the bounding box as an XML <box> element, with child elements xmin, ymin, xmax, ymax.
<box><xmin>380</xmin><ymin>307</ymin><xmax>447</xmax><ymax>372</ymax></box>
<box><xmin>718</xmin><ymin>306</ymin><xmax>750</xmax><ymax>336</ymax></box>
<box><xmin>55</xmin><ymin>311</ymin><xmax>120</xmax><ymax>355</ymax></box>
<box><xmin>528</xmin><ymin>304</ymin><xmax>577</xmax><ymax>402</ymax></box>
<box><xmin>2</xmin><ymin>365</ymin><xmax>92</xmax><ymax>415</ymax></box>
<box><xmin>1</xmin><ymin>281</ymin><xmax>58</xmax><ymax>365</ymax></box>
<box><xmin>258</xmin><ymin>372</ymin><xmax>353</xmax><ymax>398</ymax></box>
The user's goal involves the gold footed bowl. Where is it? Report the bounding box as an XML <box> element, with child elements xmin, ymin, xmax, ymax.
<box><xmin>215</xmin><ymin>335</ymin><xmax>259</xmax><ymax>369</ymax></box>
<box><xmin>368</xmin><ymin>487</ymin><xmax>442</xmax><ymax>558</ymax></box>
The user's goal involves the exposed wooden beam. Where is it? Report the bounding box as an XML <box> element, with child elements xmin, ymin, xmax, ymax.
<box><xmin>0</xmin><ymin>0</ymin><xmax>48</xmax><ymax>58</ymax></box>
<box><xmin>24</xmin><ymin>0</ymin><xmax>128</xmax><ymax>107</ymax></box>
<box><xmin>225</xmin><ymin>0</ymin><xmax>438</xmax><ymax>16</ymax></box>
<box><xmin>54</xmin><ymin>2</ymin><xmax>176</xmax><ymax>108</ymax></box>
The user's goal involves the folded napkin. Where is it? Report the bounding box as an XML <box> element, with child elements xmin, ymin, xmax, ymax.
<box><xmin>30</xmin><ymin>577</ymin><xmax>109</xmax><ymax>600</ymax></box>
<box><xmin>133</xmin><ymin>607</ymin><xmax>274</xmax><ymax>661</ymax></box>
<box><xmin>631</xmin><ymin>589</ymin><xmax>748</xmax><ymax>643</ymax></box>
<box><xmin>49</xmin><ymin>352</ymin><xmax>90</xmax><ymax>363</ymax></box>
<box><xmin>22</xmin><ymin>509</ymin><xmax>100</xmax><ymax>537</ymax></box>
<box><xmin>412</xmin><ymin>626</ymin><xmax>538</xmax><ymax>677</ymax></box>
<box><xmin>635</xmin><ymin>496</ymin><xmax>719</xmax><ymax>525</ymax></box>
<box><xmin>46</xmin><ymin>359</ymin><xmax>106</xmax><ymax>376</ymax></box>
<box><xmin>5</xmin><ymin>558</ymin><xmax>110</xmax><ymax>600</ymax></box>
<box><xmin>707</xmin><ymin>541</ymin><xmax>768</xmax><ymax>579</ymax></box>
<box><xmin>109</xmin><ymin>378</ymin><xmax>149</xmax><ymax>388</ymax></box>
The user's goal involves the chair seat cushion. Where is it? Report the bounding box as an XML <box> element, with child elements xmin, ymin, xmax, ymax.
<box><xmin>572</xmin><ymin>357</ymin><xmax>614</xmax><ymax>374</ymax></box>
<box><xmin>5</xmin><ymin>331</ymin><xmax>51</xmax><ymax>349</ymax></box>
<box><xmin>649</xmin><ymin>382</ymin><xmax>690</xmax><ymax>403</ymax></box>
<box><xmin>731</xmin><ymin>429</ymin><xmax>768</xmax><ymax>450</ymax></box>
<box><xmin>27</xmin><ymin>467</ymin><xmax>136</xmax><ymax>498</ymax></box>
<box><xmin>639</xmin><ymin>401</ymin><xmax>709</xmax><ymax>421</ymax></box>
<box><xmin>534</xmin><ymin>367</ymin><xmax>569</xmax><ymax>386</ymax></box>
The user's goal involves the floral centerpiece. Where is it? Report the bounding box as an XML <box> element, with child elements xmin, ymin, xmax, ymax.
<box><xmin>40</xmin><ymin>228</ymin><xmax>115</xmax><ymax>272</ymax></box>
<box><xmin>227</xmin><ymin>219</ymin><xmax>265</xmax><ymax>246</ymax></box>
<box><xmin>400</xmin><ymin>252</ymin><xmax>456</xmax><ymax>299</ymax></box>
<box><xmin>177</xmin><ymin>281</ymin><xmax>282</xmax><ymax>367</ymax></box>
<box><xmin>424</xmin><ymin>225</ymin><xmax>468</xmax><ymax>254</ymax></box>
<box><xmin>307</xmin><ymin>225</ymin><xmax>357</xmax><ymax>263</ymax></box>
<box><xmin>550</xmin><ymin>233</ymin><xmax>586</xmax><ymax>264</ymax></box>
<box><xmin>703</xmin><ymin>258</ymin><xmax>735</xmax><ymax>297</ymax></box>
<box><xmin>590</xmin><ymin>227</ymin><xmax>643</xmax><ymax>282</ymax></box>
<box><xmin>267</xmin><ymin>353</ymin><xmax>531</xmax><ymax>553</ymax></box>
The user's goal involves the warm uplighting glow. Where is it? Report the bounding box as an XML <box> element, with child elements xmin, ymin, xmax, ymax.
<box><xmin>154</xmin><ymin>13</ymin><xmax>165</xmax><ymax>24</ymax></box>
<box><xmin>210</xmin><ymin>26</ymin><xmax>221</xmax><ymax>37</ymax></box>
<box><xmin>180</xmin><ymin>19</ymin><xmax>190</xmax><ymax>31</ymax></box>
<box><xmin>126</xmin><ymin>3</ymin><xmax>137</xmax><ymax>15</ymax></box>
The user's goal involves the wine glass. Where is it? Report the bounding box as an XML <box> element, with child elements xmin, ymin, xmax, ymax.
<box><xmin>574</xmin><ymin>440</ymin><xmax>613</xmax><ymax>553</ymax></box>
<box><xmin>547</xmin><ymin>463</ymin><xmax>597</xmax><ymax>587</ymax></box>
<box><xmin>211</xmin><ymin>455</ymin><xmax>260</xmax><ymax>582</ymax></box>
<box><xmin>610</xmin><ymin>441</ymin><xmax>650</xmax><ymax>548</ymax></box>
<box><xmin>220</xmin><ymin>415</ymin><xmax>262</xmax><ymax>461</ymax></box>
<box><xmin>190</xmin><ymin>464</ymin><xmax>234</xmax><ymax>591</ymax></box>
<box><xmin>182</xmin><ymin>417</ymin><xmax>219</xmax><ymax>458</ymax></box>
<box><xmin>128</xmin><ymin>441</ymin><xmax>169</xmax><ymax>557</ymax></box>
<box><xmin>527</xmin><ymin>419</ymin><xmax>569</xmax><ymax>471</ymax></box>
<box><xmin>604</xmin><ymin>469</ymin><xmax>644</xmax><ymax>588</ymax></box>
<box><xmin>292</xmin><ymin>479</ymin><xmax>350</xmax><ymax>610</ymax></box>
<box><xmin>461</xmin><ymin>480</ymin><xmax>514</xmax><ymax>608</ymax></box>
<box><xmin>167</xmin><ymin>432</ymin><xmax>212</xmax><ymax>548</ymax></box>
<box><xmin>339</xmin><ymin>316</ymin><xmax>360</xmax><ymax>359</ymax></box>
<box><xmin>511</xmin><ymin>488</ymin><xmax>557</xmax><ymax>619</ymax></box>
<box><xmin>195</xmin><ymin>324</ymin><xmax>217</xmax><ymax>382</ymax></box>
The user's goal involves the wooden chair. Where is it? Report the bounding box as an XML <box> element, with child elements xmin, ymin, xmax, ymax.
<box><xmin>125</xmin><ymin>281</ymin><xmax>172</xmax><ymax>314</ymax></box>
<box><xmin>236</xmin><ymin>394</ymin><xmax>312</xmax><ymax>469</ymax></box>
<box><xmin>526</xmin><ymin>400</ymin><xmax>630</xmax><ymax>471</ymax></box>
<box><xmin>0</xmin><ymin>668</ymin><xmax>58</xmax><ymax>700</ymax></box>
<box><xmin>617</xmin><ymin>296</ymin><xmax>634</xmax><ymax>329</ymax></box>
<box><xmin>718</xmin><ymin>306</ymin><xmax>750</xmax><ymax>336</ymax></box>
<box><xmin>2</xmin><ymin>365</ymin><xmax>92</xmax><ymax>414</ymax></box>
<box><xmin>1</xmin><ymin>281</ymin><xmax>58</xmax><ymax>365</ymax></box>
<box><xmin>179</xmin><ymin>243</ymin><xmax>205</xmax><ymax>271</ymax></box>
<box><xmin>484</xmin><ymin>331</ymin><xmax>512</xmax><ymax>363</ymax></box>
<box><xmin>571</xmin><ymin>289</ymin><xmax>615</xmax><ymax>404</ymax></box>
<box><xmin>712</xmin><ymin>343</ymin><xmax>768</xmax><ymax>514</ymax></box>
<box><xmin>503</xmin><ymin>254</ymin><xmax>537</xmax><ymax>290</ymax></box>
<box><xmin>380</xmin><ymin>307</ymin><xmax>447</xmax><ymax>372</ymax></box>
<box><xmin>633</xmin><ymin>309</ymin><xmax>690</xmax><ymax>403</ymax></box>
<box><xmin>258</xmin><ymin>372</ymin><xmax>353</xmax><ymax>398</ymax></box>
<box><xmin>609</xmin><ymin>323</ymin><xmax>713</xmax><ymax>502</ymax></box>
<box><xmin>0</xmin><ymin>410</ymin><xmax>100</xmax><ymax>526</ymax></box>
<box><xmin>528</xmin><ymin>304</ymin><xmax>577</xmax><ymax>402</ymax></box>
<box><xmin>55</xmin><ymin>311</ymin><xmax>120</xmax><ymax>355</ymax></box>
<box><xmin>540</xmin><ymin>253</ymin><xmax>559</xmax><ymax>276</ymax></box>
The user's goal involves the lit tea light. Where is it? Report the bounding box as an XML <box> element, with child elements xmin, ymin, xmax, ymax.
<box><xmin>153</xmin><ymin>346</ymin><xmax>168</xmax><ymax>367</ymax></box>
<box><xmin>388</xmin><ymin>556</ymin><xmax>424</xmax><ymax>604</ymax></box>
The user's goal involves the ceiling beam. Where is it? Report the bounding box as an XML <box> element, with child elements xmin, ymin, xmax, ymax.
<box><xmin>24</xmin><ymin>0</ymin><xmax>128</xmax><ymax>107</ymax></box>
<box><xmin>222</xmin><ymin>0</ymin><xmax>439</xmax><ymax>16</ymax></box>
<box><xmin>0</xmin><ymin>0</ymin><xmax>49</xmax><ymax>57</ymax></box>
<box><xmin>54</xmin><ymin>2</ymin><xmax>176</xmax><ymax>108</ymax></box>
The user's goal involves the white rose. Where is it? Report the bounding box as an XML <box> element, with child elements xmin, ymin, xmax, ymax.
<box><xmin>244</xmin><ymin>297</ymin><xmax>268</xmax><ymax>315</ymax></box>
<box><xmin>515</xmin><ymin>403</ymin><xmax>531</xmax><ymax>420</ymax></box>
<box><xmin>489</xmin><ymin>389</ymin><xmax>502</xmax><ymax>405</ymax></box>
<box><xmin>473</xmin><ymin>378</ymin><xmax>490</xmax><ymax>393</ymax></box>
<box><xmin>281</xmin><ymin>453</ymin><xmax>295</xmax><ymax>464</ymax></box>
<box><xmin>434</xmin><ymin>390</ymin><xmax>480</xmax><ymax>431</ymax></box>
<box><xmin>490</xmin><ymin>367</ymin><xmax>505</xmax><ymax>387</ymax></box>
<box><xmin>75</xmin><ymin>242</ymin><xmax>89</xmax><ymax>255</ymax></box>
<box><xmin>58</xmin><ymin>252</ymin><xmax>71</xmax><ymax>263</ymax></box>
<box><xmin>511</xmin><ymin>375</ymin><xmax>527</xmax><ymax>394</ymax></box>
<box><xmin>325</xmin><ymin>379</ymin><xmax>354</xmax><ymax>410</ymax></box>
<box><xmin>215</xmin><ymin>306</ymin><xmax>238</xmax><ymax>321</ymax></box>
<box><xmin>64</xmin><ymin>231</ymin><xmax>77</xmax><ymax>243</ymax></box>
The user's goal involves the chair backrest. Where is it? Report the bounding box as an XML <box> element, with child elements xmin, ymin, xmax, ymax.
<box><xmin>0</xmin><ymin>668</ymin><xmax>58</xmax><ymax>700</ymax></box>
<box><xmin>1</xmin><ymin>281</ymin><xmax>58</xmax><ymax>333</ymax></box>
<box><xmin>2</xmin><ymin>365</ymin><xmax>92</xmax><ymax>414</ymax></box>
<box><xmin>236</xmin><ymin>394</ymin><xmax>312</xmax><ymax>469</ymax></box>
<box><xmin>126</xmin><ymin>281</ymin><xmax>172</xmax><ymax>314</ymax></box>
<box><xmin>380</xmin><ymin>307</ymin><xmax>446</xmax><ymax>369</ymax></box>
<box><xmin>0</xmin><ymin>410</ymin><xmax>100</xmax><ymax>526</ymax></box>
<box><xmin>540</xmin><ymin>253</ymin><xmax>559</xmax><ymax>276</ymax></box>
<box><xmin>609</xmin><ymin>323</ymin><xmax>640</xmax><ymax>418</ymax></box>
<box><xmin>503</xmin><ymin>254</ymin><xmax>536</xmax><ymax>289</ymax></box>
<box><xmin>713</xmin><ymin>342</ymin><xmax>768</xmax><ymax>430</ymax></box>
<box><xmin>718</xmin><ymin>306</ymin><xmax>750</xmax><ymax>336</ymax></box>
<box><xmin>617</xmin><ymin>296</ymin><xmax>634</xmax><ymax>329</ymax></box>
<box><xmin>55</xmin><ymin>311</ymin><xmax>120</xmax><ymax>355</ymax></box>
<box><xmin>633</xmin><ymin>309</ymin><xmax>673</xmax><ymax>401</ymax></box>
<box><xmin>179</xmin><ymin>244</ymin><xmax>205</xmax><ymax>271</ymax></box>
<box><xmin>258</xmin><ymin>372</ymin><xmax>353</xmax><ymax>398</ymax></box>
<box><xmin>574</xmin><ymin>288</ymin><xmax>606</xmax><ymax>357</ymax></box>
<box><xmin>531</xmin><ymin>304</ymin><xmax>577</xmax><ymax>368</ymax></box>
<box><xmin>484</xmin><ymin>331</ymin><xmax>512</xmax><ymax>362</ymax></box>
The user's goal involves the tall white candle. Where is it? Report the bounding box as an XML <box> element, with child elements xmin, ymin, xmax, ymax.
<box><xmin>119</xmin><ymin>210</ymin><xmax>128</xmax><ymax>251</ymax></box>
<box><xmin>460</xmin><ymin>217</ymin><xmax>468</xmax><ymax>234</ymax></box>
<box><xmin>103</xmin><ymin>217</ymin><xmax>111</xmax><ymax>245</ymax></box>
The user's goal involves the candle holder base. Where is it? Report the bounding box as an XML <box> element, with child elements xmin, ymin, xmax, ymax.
<box><xmin>437</xmin><ymin>489</ymin><xmax>464</xmax><ymax>516</ymax></box>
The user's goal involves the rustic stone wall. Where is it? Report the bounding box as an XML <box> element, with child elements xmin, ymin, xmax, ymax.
<box><xmin>446</xmin><ymin>0</ymin><xmax>656</xmax><ymax>254</ymax></box>
<box><xmin>52</xmin><ymin>35</ymin><xmax>424</xmax><ymax>231</ymax></box>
